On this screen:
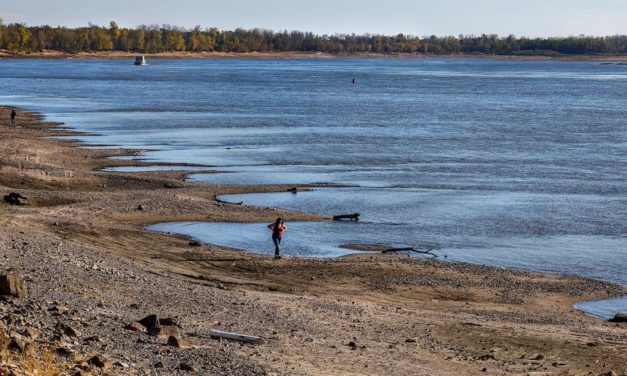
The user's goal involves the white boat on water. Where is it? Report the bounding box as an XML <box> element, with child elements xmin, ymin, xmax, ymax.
<box><xmin>134</xmin><ymin>56</ymin><xmax>146</xmax><ymax>66</ymax></box>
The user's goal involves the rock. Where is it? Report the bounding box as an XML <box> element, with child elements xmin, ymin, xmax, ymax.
<box><xmin>188</xmin><ymin>241</ymin><xmax>202</xmax><ymax>247</ymax></box>
<box><xmin>608</xmin><ymin>313</ymin><xmax>627</xmax><ymax>323</ymax></box>
<box><xmin>347</xmin><ymin>341</ymin><xmax>357</xmax><ymax>350</ymax></box>
<box><xmin>167</xmin><ymin>335</ymin><xmax>188</xmax><ymax>348</ymax></box>
<box><xmin>24</xmin><ymin>328</ymin><xmax>38</xmax><ymax>339</ymax></box>
<box><xmin>8</xmin><ymin>332</ymin><xmax>27</xmax><ymax>353</ymax></box>
<box><xmin>84</xmin><ymin>336</ymin><xmax>101</xmax><ymax>345</ymax></box>
<box><xmin>154</xmin><ymin>361</ymin><xmax>164</xmax><ymax>368</ymax></box>
<box><xmin>137</xmin><ymin>204</ymin><xmax>145</xmax><ymax>211</ymax></box>
<box><xmin>178</xmin><ymin>363</ymin><xmax>196</xmax><ymax>372</ymax></box>
<box><xmin>151</xmin><ymin>325</ymin><xmax>181</xmax><ymax>339</ymax></box>
<box><xmin>0</xmin><ymin>328</ymin><xmax>9</xmax><ymax>356</ymax></box>
<box><xmin>0</xmin><ymin>274</ymin><xmax>27</xmax><ymax>298</ymax></box>
<box><xmin>159</xmin><ymin>317</ymin><xmax>177</xmax><ymax>326</ymax></box>
<box><xmin>48</xmin><ymin>305</ymin><xmax>69</xmax><ymax>315</ymax></box>
<box><xmin>23</xmin><ymin>342</ymin><xmax>35</xmax><ymax>356</ymax></box>
<box><xmin>478</xmin><ymin>354</ymin><xmax>496</xmax><ymax>361</ymax></box>
<box><xmin>64</xmin><ymin>326</ymin><xmax>81</xmax><ymax>338</ymax></box>
<box><xmin>56</xmin><ymin>346</ymin><xmax>73</xmax><ymax>357</ymax></box>
<box><xmin>3</xmin><ymin>192</ymin><xmax>28</xmax><ymax>206</ymax></box>
<box><xmin>138</xmin><ymin>314</ymin><xmax>159</xmax><ymax>329</ymax></box>
<box><xmin>125</xmin><ymin>321</ymin><xmax>147</xmax><ymax>333</ymax></box>
<box><xmin>88</xmin><ymin>355</ymin><xmax>112</xmax><ymax>369</ymax></box>
<box><xmin>405</xmin><ymin>338</ymin><xmax>416</xmax><ymax>343</ymax></box>
<box><xmin>531</xmin><ymin>354</ymin><xmax>545</xmax><ymax>360</ymax></box>
<box><xmin>113</xmin><ymin>360</ymin><xmax>129</xmax><ymax>368</ymax></box>
<box><xmin>597</xmin><ymin>372</ymin><xmax>617</xmax><ymax>376</ymax></box>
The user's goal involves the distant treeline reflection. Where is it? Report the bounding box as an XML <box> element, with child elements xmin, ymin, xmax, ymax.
<box><xmin>1</xmin><ymin>21</ymin><xmax>626</xmax><ymax>56</ymax></box>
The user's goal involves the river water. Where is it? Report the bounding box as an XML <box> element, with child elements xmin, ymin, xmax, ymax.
<box><xmin>1</xmin><ymin>57</ymin><xmax>625</xmax><ymax>316</ymax></box>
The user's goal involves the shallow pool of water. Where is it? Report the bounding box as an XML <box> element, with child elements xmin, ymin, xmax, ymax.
<box><xmin>148</xmin><ymin>217</ymin><xmax>626</xmax><ymax>286</ymax></box>
<box><xmin>575</xmin><ymin>296</ymin><xmax>627</xmax><ymax>320</ymax></box>
<box><xmin>147</xmin><ymin>221</ymin><xmax>435</xmax><ymax>258</ymax></box>
<box><xmin>207</xmin><ymin>188</ymin><xmax>627</xmax><ymax>286</ymax></box>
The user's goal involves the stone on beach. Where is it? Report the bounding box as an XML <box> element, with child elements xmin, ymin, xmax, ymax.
<box><xmin>151</xmin><ymin>325</ymin><xmax>181</xmax><ymax>339</ymax></box>
<box><xmin>88</xmin><ymin>355</ymin><xmax>113</xmax><ymax>369</ymax></box>
<box><xmin>0</xmin><ymin>274</ymin><xmax>27</xmax><ymax>298</ymax></box>
<box><xmin>125</xmin><ymin>321</ymin><xmax>147</xmax><ymax>333</ymax></box>
<box><xmin>138</xmin><ymin>314</ymin><xmax>159</xmax><ymax>329</ymax></box>
<box><xmin>3</xmin><ymin>192</ymin><xmax>28</xmax><ymax>206</ymax></box>
<box><xmin>167</xmin><ymin>335</ymin><xmax>188</xmax><ymax>348</ymax></box>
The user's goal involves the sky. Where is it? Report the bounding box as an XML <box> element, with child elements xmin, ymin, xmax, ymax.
<box><xmin>1</xmin><ymin>0</ymin><xmax>626</xmax><ymax>37</ymax></box>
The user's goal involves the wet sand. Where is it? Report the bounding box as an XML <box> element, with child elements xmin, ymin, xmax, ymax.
<box><xmin>0</xmin><ymin>106</ymin><xmax>625</xmax><ymax>375</ymax></box>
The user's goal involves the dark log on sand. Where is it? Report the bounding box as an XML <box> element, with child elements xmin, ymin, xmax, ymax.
<box><xmin>332</xmin><ymin>213</ymin><xmax>360</xmax><ymax>221</ymax></box>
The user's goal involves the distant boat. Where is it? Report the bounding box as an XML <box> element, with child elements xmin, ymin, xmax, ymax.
<box><xmin>134</xmin><ymin>56</ymin><xmax>146</xmax><ymax>66</ymax></box>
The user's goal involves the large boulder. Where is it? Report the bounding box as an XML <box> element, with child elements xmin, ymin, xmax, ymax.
<box><xmin>138</xmin><ymin>314</ymin><xmax>159</xmax><ymax>329</ymax></box>
<box><xmin>0</xmin><ymin>274</ymin><xmax>27</xmax><ymax>298</ymax></box>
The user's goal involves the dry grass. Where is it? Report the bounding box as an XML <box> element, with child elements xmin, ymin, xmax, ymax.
<box><xmin>16</xmin><ymin>348</ymin><xmax>63</xmax><ymax>376</ymax></box>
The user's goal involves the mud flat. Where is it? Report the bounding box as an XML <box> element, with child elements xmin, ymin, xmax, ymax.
<box><xmin>0</xmin><ymin>105</ymin><xmax>625</xmax><ymax>375</ymax></box>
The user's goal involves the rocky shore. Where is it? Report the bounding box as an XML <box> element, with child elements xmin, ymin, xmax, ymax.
<box><xmin>0</xmin><ymin>106</ymin><xmax>625</xmax><ymax>375</ymax></box>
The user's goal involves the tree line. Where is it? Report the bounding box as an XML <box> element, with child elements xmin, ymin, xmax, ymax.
<box><xmin>1</xmin><ymin>20</ymin><xmax>626</xmax><ymax>56</ymax></box>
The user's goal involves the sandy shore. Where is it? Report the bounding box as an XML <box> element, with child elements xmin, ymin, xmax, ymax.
<box><xmin>0</xmin><ymin>106</ymin><xmax>625</xmax><ymax>375</ymax></box>
<box><xmin>2</xmin><ymin>50</ymin><xmax>627</xmax><ymax>62</ymax></box>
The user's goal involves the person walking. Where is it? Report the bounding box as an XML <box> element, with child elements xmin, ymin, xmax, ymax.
<box><xmin>267</xmin><ymin>218</ymin><xmax>287</xmax><ymax>259</ymax></box>
<box><xmin>10</xmin><ymin>110</ymin><xmax>16</xmax><ymax>126</ymax></box>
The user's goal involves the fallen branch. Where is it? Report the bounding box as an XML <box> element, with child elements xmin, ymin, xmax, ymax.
<box><xmin>210</xmin><ymin>330</ymin><xmax>265</xmax><ymax>345</ymax></box>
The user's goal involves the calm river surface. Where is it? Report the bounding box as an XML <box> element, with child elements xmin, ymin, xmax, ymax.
<box><xmin>1</xmin><ymin>58</ymin><xmax>625</xmax><ymax>314</ymax></box>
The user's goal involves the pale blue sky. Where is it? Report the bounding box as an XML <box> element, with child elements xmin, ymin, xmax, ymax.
<box><xmin>1</xmin><ymin>0</ymin><xmax>626</xmax><ymax>37</ymax></box>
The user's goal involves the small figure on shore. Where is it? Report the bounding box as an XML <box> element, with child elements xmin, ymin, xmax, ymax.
<box><xmin>267</xmin><ymin>218</ymin><xmax>287</xmax><ymax>259</ymax></box>
<box><xmin>352</xmin><ymin>78</ymin><xmax>356</xmax><ymax>84</ymax></box>
<box><xmin>10</xmin><ymin>110</ymin><xmax>17</xmax><ymax>126</ymax></box>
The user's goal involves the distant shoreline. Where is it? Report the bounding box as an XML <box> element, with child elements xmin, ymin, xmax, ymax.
<box><xmin>2</xmin><ymin>50</ymin><xmax>627</xmax><ymax>61</ymax></box>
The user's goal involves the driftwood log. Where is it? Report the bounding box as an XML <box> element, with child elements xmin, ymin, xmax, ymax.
<box><xmin>332</xmin><ymin>213</ymin><xmax>360</xmax><ymax>221</ymax></box>
<box><xmin>215</xmin><ymin>196</ymin><xmax>243</xmax><ymax>205</ymax></box>
<box><xmin>210</xmin><ymin>330</ymin><xmax>265</xmax><ymax>345</ymax></box>
<box><xmin>382</xmin><ymin>247</ymin><xmax>437</xmax><ymax>257</ymax></box>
